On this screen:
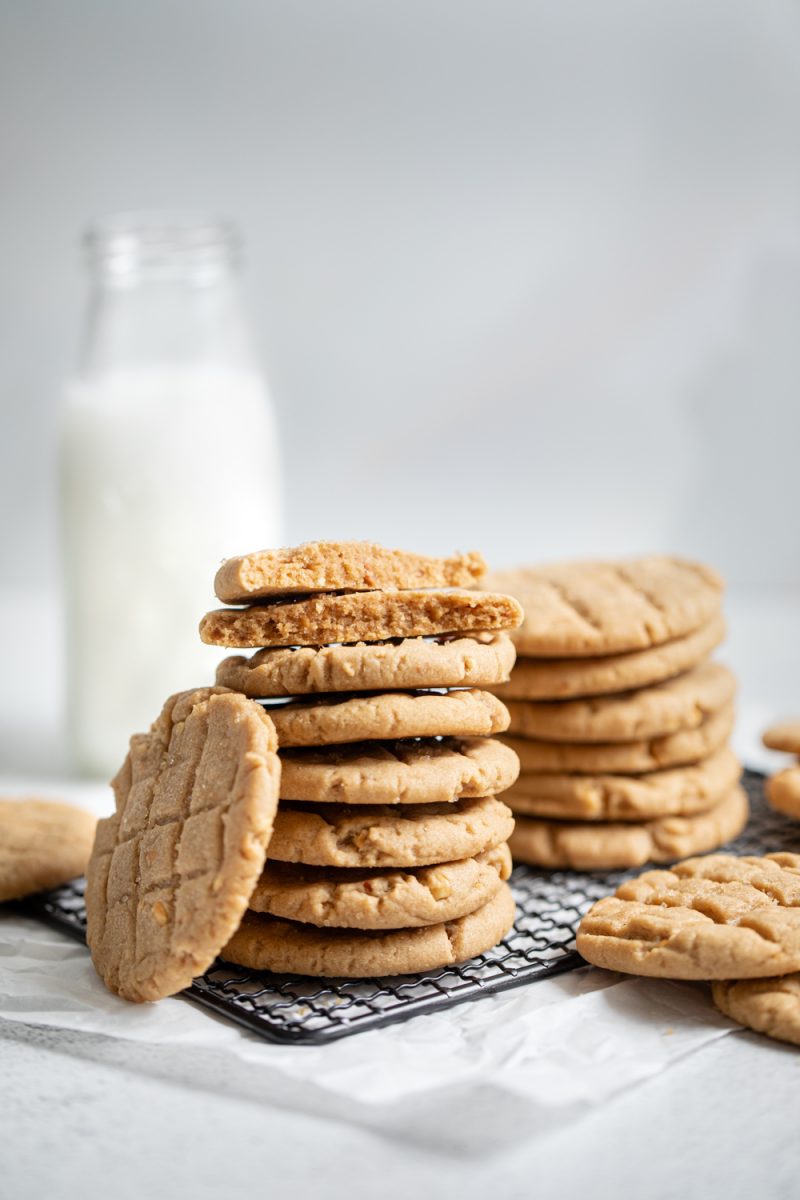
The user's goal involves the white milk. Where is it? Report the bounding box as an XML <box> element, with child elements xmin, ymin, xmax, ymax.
<box><xmin>60</xmin><ymin>365</ymin><xmax>281</xmax><ymax>777</ymax></box>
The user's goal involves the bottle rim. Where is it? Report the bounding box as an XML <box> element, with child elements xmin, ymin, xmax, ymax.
<box><xmin>83</xmin><ymin>211</ymin><xmax>242</xmax><ymax>278</ymax></box>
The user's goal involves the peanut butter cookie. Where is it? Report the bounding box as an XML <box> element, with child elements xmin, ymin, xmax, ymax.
<box><xmin>767</xmin><ymin>767</ymin><xmax>800</xmax><ymax>819</ymax></box>
<box><xmin>500</xmin><ymin>703</ymin><xmax>734</xmax><ymax>775</ymax></box>
<box><xmin>267</xmin><ymin>688</ymin><xmax>509</xmax><ymax>747</ymax></box>
<box><xmin>763</xmin><ymin>720</ymin><xmax>800</xmax><ymax>754</ymax></box>
<box><xmin>221</xmin><ymin>882</ymin><xmax>516</xmax><ymax>977</ymax></box>
<box><xmin>713</xmin><ymin>975</ymin><xmax>800</xmax><ymax>1047</ymax></box>
<box><xmin>485</xmin><ymin>556</ymin><xmax>723</xmax><ymax>657</ymax></box>
<box><xmin>509</xmin><ymin>785</ymin><xmax>747</xmax><ymax>872</ymax></box>
<box><xmin>215</xmin><ymin>540</ymin><xmax>486</xmax><ymax>603</ymax></box>
<box><xmin>216</xmin><ymin>633</ymin><xmax>515</xmax><ymax>696</ymax></box>
<box><xmin>279</xmin><ymin>737</ymin><xmax>520</xmax><ymax>805</ymax></box>
<box><xmin>200</xmin><ymin>589</ymin><xmax>522</xmax><ymax>649</ymax></box>
<box><xmin>268</xmin><ymin>795</ymin><xmax>514</xmax><ymax>867</ymax></box>
<box><xmin>0</xmin><ymin>798</ymin><xmax>96</xmax><ymax>902</ymax></box>
<box><xmin>576</xmin><ymin>849</ymin><xmax>800</xmax><ymax>979</ymax></box>
<box><xmin>505</xmin><ymin>662</ymin><xmax>735</xmax><ymax>744</ymax></box>
<box><xmin>504</xmin><ymin>746</ymin><xmax>740</xmax><ymax>821</ymax></box>
<box><xmin>85</xmin><ymin>687</ymin><xmax>281</xmax><ymax>1002</ymax></box>
<box><xmin>492</xmin><ymin>615</ymin><xmax>725</xmax><ymax>701</ymax></box>
<box><xmin>250</xmin><ymin>845</ymin><xmax>512</xmax><ymax>929</ymax></box>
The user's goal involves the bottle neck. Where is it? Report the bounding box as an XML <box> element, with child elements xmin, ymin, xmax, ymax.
<box><xmin>76</xmin><ymin>213</ymin><xmax>256</xmax><ymax>376</ymax></box>
<box><xmin>85</xmin><ymin>212</ymin><xmax>241</xmax><ymax>286</ymax></box>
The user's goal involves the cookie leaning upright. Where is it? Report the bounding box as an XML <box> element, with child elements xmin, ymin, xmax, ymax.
<box><xmin>484</xmin><ymin>555</ymin><xmax>744</xmax><ymax>872</ymax></box>
<box><xmin>202</xmin><ymin>540</ymin><xmax>524</xmax><ymax>977</ymax></box>
<box><xmin>85</xmin><ymin>687</ymin><xmax>281</xmax><ymax>1002</ymax></box>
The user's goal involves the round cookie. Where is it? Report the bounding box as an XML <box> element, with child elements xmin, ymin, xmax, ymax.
<box><xmin>767</xmin><ymin>767</ymin><xmax>800</xmax><ymax>819</ymax></box>
<box><xmin>504</xmin><ymin>746</ymin><xmax>741</xmax><ymax>822</ymax></box>
<box><xmin>576</xmin><ymin>849</ymin><xmax>800</xmax><ymax>980</ymax></box>
<box><xmin>266</xmin><ymin>688</ymin><xmax>509</xmax><ymax>748</ymax></box>
<box><xmin>279</xmin><ymin>736</ymin><xmax>520</xmax><ymax>805</ymax></box>
<box><xmin>492</xmin><ymin>615</ymin><xmax>726</xmax><ymax>701</ymax></box>
<box><xmin>484</xmin><ymin>556</ymin><xmax>723</xmax><ymax>657</ymax></box>
<box><xmin>249</xmin><ymin>844</ymin><xmax>512</xmax><ymax>929</ymax></box>
<box><xmin>0</xmin><ymin>798</ymin><xmax>97</xmax><ymax>902</ymax></box>
<box><xmin>214</xmin><ymin>540</ymin><xmax>487</xmax><ymax>603</ymax></box>
<box><xmin>200</xmin><ymin>589</ymin><xmax>523</xmax><ymax>649</ymax></box>
<box><xmin>763</xmin><ymin>720</ymin><xmax>800</xmax><ymax>754</ymax></box>
<box><xmin>268</xmin><ymin>795</ymin><xmax>515</xmax><ymax>867</ymax></box>
<box><xmin>500</xmin><ymin>702</ymin><xmax>734</xmax><ymax>775</ymax></box>
<box><xmin>85</xmin><ymin>687</ymin><xmax>281</xmax><ymax>1003</ymax></box>
<box><xmin>505</xmin><ymin>662</ymin><xmax>735</xmax><ymax>744</ymax></box>
<box><xmin>712</xmin><ymin>975</ymin><xmax>800</xmax><ymax>1047</ymax></box>
<box><xmin>509</xmin><ymin>785</ymin><xmax>748</xmax><ymax>872</ymax></box>
<box><xmin>216</xmin><ymin>634</ymin><xmax>516</xmax><ymax>697</ymax></box>
<box><xmin>221</xmin><ymin>882</ymin><xmax>516</xmax><ymax>978</ymax></box>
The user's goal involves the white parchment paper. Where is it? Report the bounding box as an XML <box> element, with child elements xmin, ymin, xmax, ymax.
<box><xmin>0</xmin><ymin>909</ymin><xmax>735</xmax><ymax>1150</ymax></box>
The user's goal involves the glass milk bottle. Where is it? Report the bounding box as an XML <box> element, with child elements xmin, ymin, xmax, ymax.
<box><xmin>60</xmin><ymin>213</ymin><xmax>281</xmax><ymax>777</ymax></box>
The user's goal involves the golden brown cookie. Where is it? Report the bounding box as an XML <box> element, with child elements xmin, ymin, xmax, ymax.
<box><xmin>249</xmin><ymin>844</ymin><xmax>512</xmax><ymax>929</ymax></box>
<box><xmin>268</xmin><ymin>688</ymin><xmax>510</xmax><ymax>747</ymax></box>
<box><xmin>279</xmin><ymin>736</ymin><xmax>520</xmax><ymax>805</ymax></box>
<box><xmin>509</xmin><ymin>784</ymin><xmax>748</xmax><ymax>872</ymax></box>
<box><xmin>712</xmin><ymin>975</ymin><xmax>800</xmax><ymax>1047</ymax></box>
<box><xmin>85</xmin><ymin>687</ymin><xmax>281</xmax><ymax>1003</ymax></box>
<box><xmin>485</xmin><ymin>556</ymin><xmax>723</xmax><ymax>657</ymax></box>
<box><xmin>0</xmin><ymin>798</ymin><xmax>97</xmax><ymax>902</ymax></box>
<box><xmin>216</xmin><ymin>634</ymin><xmax>516</xmax><ymax>697</ymax></box>
<box><xmin>268</xmin><ymin>795</ymin><xmax>515</xmax><ymax>868</ymax></box>
<box><xmin>492</xmin><ymin>615</ymin><xmax>725</xmax><ymax>701</ymax></box>
<box><xmin>763</xmin><ymin>720</ymin><xmax>800</xmax><ymax>754</ymax></box>
<box><xmin>500</xmin><ymin>702</ymin><xmax>734</xmax><ymax>775</ymax></box>
<box><xmin>504</xmin><ymin>746</ymin><xmax>740</xmax><ymax>821</ymax></box>
<box><xmin>767</xmin><ymin>767</ymin><xmax>800</xmax><ymax>819</ymax></box>
<box><xmin>576</xmin><ymin>849</ymin><xmax>800</xmax><ymax>979</ymax></box>
<box><xmin>200</xmin><ymin>589</ymin><xmax>523</xmax><ymax>649</ymax></box>
<box><xmin>221</xmin><ymin>882</ymin><xmax>516</xmax><ymax>977</ymax></box>
<box><xmin>505</xmin><ymin>662</ymin><xmax>736</xmax><ymax>744</ymax></box>
<box><xmin>214</xmin><ymin>541</ymin><xmax>487</xmax><ymax>603</ymax></box>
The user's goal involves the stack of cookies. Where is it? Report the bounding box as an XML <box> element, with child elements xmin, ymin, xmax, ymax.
<box><xmin>197</xmin><ymin>541</ymin><xmax>524</xmax><ymax>978</ymax></box>
<box><xmin>484</xmin><ymin>556</ymin><xmax>747</xmax><ymax>872</ymax></box>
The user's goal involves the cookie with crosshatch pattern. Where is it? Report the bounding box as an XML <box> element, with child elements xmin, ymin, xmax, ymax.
<box><xmin>577</xmin><ymin>850</ymin><xmax>800</xmax><ymax>979</ymax></box>
<box><xmin>222</xmin><ymin>881</ymin><xmax>516</xmax><ymax>977</ymax></box>
<box><xmin>484</xmin><ymin>555</ymin><xmax>723</xmax><ymax>657</ymax></box>
<box><xmin>85</xmin><ymin>687</ymin><xmax>281</xmax><ymax>1002</ymax></box>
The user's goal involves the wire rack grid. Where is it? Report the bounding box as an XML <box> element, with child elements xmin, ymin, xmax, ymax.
<box><xmin>16</xmin><ymin>769</ymin><xmax>795</xmax><ymax>1044</ymax></box>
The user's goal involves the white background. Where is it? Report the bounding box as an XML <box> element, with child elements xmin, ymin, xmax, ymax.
<box><xmin>1</xmin><ymin>0</ymin><xmax>800</xmax><ymax>589</ymax></box>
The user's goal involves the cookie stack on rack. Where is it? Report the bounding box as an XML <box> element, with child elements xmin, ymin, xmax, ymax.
<box><xmin>199</xmin><ymin>541</ymin><xmax>524</xmax><ymax>977</ymax></box>
<box><xmin>484</xmin><ymin>556</ymin><xmax>746</xmax><ymax>872</ymax></box>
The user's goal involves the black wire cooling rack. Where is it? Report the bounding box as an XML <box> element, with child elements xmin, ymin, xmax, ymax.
<box><xmin>16</xmin><ymin>769</ymin><xmax>796</xmax><ymax>1044</ymax></box>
